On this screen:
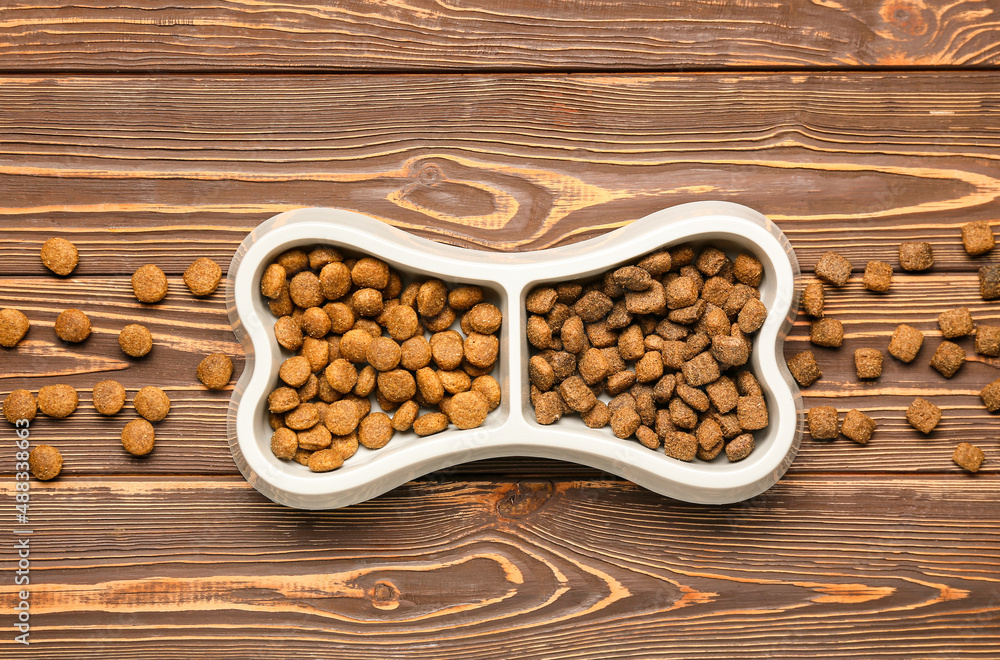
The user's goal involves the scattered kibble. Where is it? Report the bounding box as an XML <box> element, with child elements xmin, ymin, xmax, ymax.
<box><xmin>841</xmin><ymin>409</ymin><xmax>876</xmax><ymax>445</ymax></box>
<box><xmin>40</xmin><ymin>237</ymin><xmax>79</xmax><ymax>276</ymax></box>
<box><xmin>906</xmin><ymin>397</ymin><xmax>941</xmax><ymax>434</ymax></box>
<box><xmin>807</xmin><ymin>406</ymin><xmax>839</xmax><ymax>441</ymax></box>
<box><xmin>28</xmin><ymin>444</ymin><xmax>63</xmax><ymax>480</ymax></box>
<box><xmin>888</xmin><ymin>324</ymin><xmax>924</xmax><ymax>363</ymax></box>
<box><xmin>937</xmin><ymin>307</ymin><xmax>974</xmax><ymax>339</ymax></box>
<box><xmin>118</xmin><ymin>323</ymin><xmax>152</xmax><ymax>357</ymax></box>
<box><xmin>54</xmin><ymin>308</ymin><xmax>91</xmax><ymax>343</ymax></box>
<box><xmin>961</xmin><ymin>221</ymin><xmax>994</xmax><ymax>256</ymax></box>
<box><xmin>952</xmin><ymin>442</ymin><xmax>985</xmax><ymax>473</ymax></box>
<box><xmin>0</xmin><ymin>308</ymin><xmax>30</xmax><ymax>348</ymax></box>
<box><xmin>930</xmin><ymin>341</ymin><xmax>965</xmax><ymax>379</ymax></box>
<box><xmin>899</xmin><ymin>242</ymin><xmax>933</xmax><ymax>272</ymax></box>
<box><xmin>810</xmin><ymin>318</ymin><xmax>844</xmax><ymax>348</ymax></box>
<box><xmin>854</xmin><ymin>348</ymin><xmax>883</xmax><ymax>380</ymax></box>
<box><xmin>814</xmin><ymin>251</ymin><xmax>852</xmax><ymax>287</ymax></box>
<box><xmin>862</xmin><ymin>261</ymin><xmax>892</xmax><ymax>292</ymax></box>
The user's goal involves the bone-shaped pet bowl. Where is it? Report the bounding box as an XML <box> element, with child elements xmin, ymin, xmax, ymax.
<box><xmin>227</xmin><ymin>201</ymin><xmax>803</xmax><ymax>509</ymax></box>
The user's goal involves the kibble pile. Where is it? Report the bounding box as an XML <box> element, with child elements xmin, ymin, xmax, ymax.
<box><xmin>788</xmin><ymin>221</ymin><xmax>999</xmax><ymax>473</ymax></box>
<box><xmin>526</xmin><ymin>245</ymin><xmax>769</xmax><ymax>463</ymax></box>
<box><xmin>261</xmin><ymin>248</ymin><xmax>502</xmax><ymax>473</ymax></box>
<box><xmin>1</xmin><ymin>237</ymin><xmax>235</xmax><ymax>481</ymax></box>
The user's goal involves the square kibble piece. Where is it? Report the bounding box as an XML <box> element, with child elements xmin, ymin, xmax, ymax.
<box><xmin>953</xmin><ymin>442</ymin><xmax>985</xmax><ymax>473</ymax></box>
<box><xmin>807</xmin><ymin>406</ymin><xmax>839</xmax><ymax>441</ymax></box>
<box><xmin>975</xmin><ymin>325</ymin><xmax>1000</xmax><ymax>357</ymax></box>
<box><xmin>961</xmin><ymin>221</ymin><xmax>994</xmax><ymax>256</ymax></box>
<box><xmin>888</xmin><ymin>324</ymin><xmax>924</xmax><ymax>363</ymax></box>
<box><xmin>842</xmin><ymin>409</ymin><xmax>876</xmax><ymax>445</ymax></box>
<box><xmin>802</xmin><ymin>282</ymin><xmax>824</xmax><ymax>318</ymax></box>
<box><xmin>906</xmin><ymin>397</ymin><xmax>941</xmax><ymax>434</ymax></box>
<box><xmin>899</xmin><ymin>242</ymin><xmax>934</xmax><ymax>272</ymax></box>
<box><xmin>937</xmin><ymin>307</ymin><xmax>974</xmax><ymax>338</ymax></box>
<box><xmin>854</xmin><ymin>348</ymin><xmax>883</xmax><ymax>380</ymax></box>
<box><xmin>787</xmin><ymin>351</ymin><xmax>822</xmax><ymax>387</ymax></box>
<box><xmin>814</xmin><ymin>251</ymin><xmax>852</xmax><ymax>287</ymax></box>
<box><xmin>863</xmin><ymin>261</ymin><xmax>893</xmax><ymax>293</ymax></box>
<box><xmin>980</xmin><ymin>378</ymin><xmax>1000</xmax><ymax>412</ymax></box>
<box><xmin>810</xmin><ymin>318</ymin><xmax>844</xmax><ymax>348</ymax></box>
<box><xmin>980</xmin><ymin>265</ymin><xmax>1000</xmax><ymax>300</ymax></box>
<box><xmin>930</xmin><ymin>341</ymin><xmax>965</xmax><ymax>379</ymax></box>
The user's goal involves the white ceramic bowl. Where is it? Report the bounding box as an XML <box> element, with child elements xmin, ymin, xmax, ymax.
<box><xmin>227</xmin><ymin>201</ymin><xmax>803</xmax><ymax>509</ymax></box>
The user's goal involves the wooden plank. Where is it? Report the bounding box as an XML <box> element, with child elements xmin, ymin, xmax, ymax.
<box><xmin>0</xmin><ymin>476</ymin><xmax>997</xmax><ymax>658</ymax></box>
<box><xmin>0</xmin><ymin>0</ymin><xmax>997</xmax><ymax>72</ymax></box>
<box><xmin>2</xmin><ymin>272</ymin><xmax>999</xmax><ymax>476</ymax></box>
<box><xmin>1</xmin><ymin>73</ymin><xmax>999</xmax><ymax>274</ymax></box>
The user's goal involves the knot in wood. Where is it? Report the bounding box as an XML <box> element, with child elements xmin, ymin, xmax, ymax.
<box><xmin>496</xmin><ymin>481</ymin><xmax>554</xmax><ymax>519</ymax></box>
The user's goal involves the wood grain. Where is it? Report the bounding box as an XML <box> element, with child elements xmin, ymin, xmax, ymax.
<box><xmin>3</xmin><ymin>273</ymin><xmax>1000</xmax><ymax>476</ymax></box>
<box><xmin>0</xmin><ymin>477</ymin><xmax>997</xmax><ymax>659</ymax></box>
<box><xmin>1</xmin><ymin>0</ymin><xmax>998</xmax><ymax>72</ymax></box>
<box><xmin>1</xmin><ymin>73</ymin><xmax>999</xmax><ymax>274</ymax></box>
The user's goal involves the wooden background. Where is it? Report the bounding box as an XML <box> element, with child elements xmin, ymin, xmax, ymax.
<box><xmin>1</xmin><ymin>1</ymin><xmax>999</xmax><ymax>657</ymax></box>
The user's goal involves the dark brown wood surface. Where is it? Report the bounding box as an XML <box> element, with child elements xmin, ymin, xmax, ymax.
<box><xmin>1</xmin><ymin>6</ymin><xmax>999</xmax><ymax>659</ymax></box>
<box><xmin>1</xmin><ymin>0</ymin><xmax>998</xmax><ymax>71</ymax></box>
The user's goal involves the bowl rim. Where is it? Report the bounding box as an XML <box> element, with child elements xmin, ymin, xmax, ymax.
<box><xmin>226</xmin><ymin>201</ymin><xmax>803</xmax><ymax>509</ymax></box>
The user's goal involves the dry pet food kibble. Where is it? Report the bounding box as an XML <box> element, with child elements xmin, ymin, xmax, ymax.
<box><xmin>961</xmin><ymin>221</ymin><xmax>994</xmax><ymax>256</ymax></box>
<box><xmin>980</xmin><ymin>265</ymin><xmax>1000</xmax><ymax>300</ymax></box>
<box><xmin>119</xmin><ymin>323</ymin><xmax>152</xmax><ymax>357</ymax></box>
<box><xmin>888</xmin><ymin>324</ymin><xmax>924</xmax><ymax>363</ymax></box>
<box><xmin>938</xmin><ymin>307</ymin><xmax>973</xmax><ymax>339</ymax></box>
<box><xmin>854</xmin><ymin>348</ymin><xmax>883</xmax><ymax>380</ymax></box>
<box><xmin>3</xmin><ymin>390</ymin><xmax>37</xmax><ymax>424</ymax></box>
<box><xmin>980</xmin><ymin>378</ymin><xmax>1000</xmax><ymax>412</ymax></box>
<box><xmin>183</xmin><ymin>258</ymin><xmax>222</xmax><ymax>296</ymax></box>
<box><xmin>37</xmin><ymin>384</ymin><xmax>77</xmax><ymax>418</ymax></box>
<box><xmin>808</xmin><ymin>406</ymin><xmax>839</xmax><ymax>441</ymax></box>
<box><xmin>0</xmin><ymin>308</ymin><xmax>30</xmax><ymax>348</ymax></box>
<box><xmin>28</xmin><ymin>444</ymin><xmax>63</xmax><ymax>480</ymax></box>
<box><xmin>899</xmin><ymin>242</ymin><xmax>933</xmax><ymax>272</ymax></box>
<box><xmin>801</xmin><ymin>282</ymin><xmax>824</xmax><ymax>318</ymax></box>
<box><xmin>842</xmin><ymin>409</ymin><xmax>876</xmax><ymax>445</ymax></box>
<box><xmin>814</xmin><ymin>252</ymin><xmax>852</xmax><ymax>287</ymax></box>
<box><xmin>906</xmin><ymin>397</ymin><xmax>941</xmax><ymax>434</ymax></box>
<box><xmin>810</xmin><ymin>318</ymin><xmax>844</xmax><ymax>348</ymax></box>
<box><xmin>55</xmin><ymin>309</ymin><xmax>91</xmax><ymax>343</ymax></box>
<box><xmin>40</xmin><ymin>237</ymin><xmax>79</xmax><ymax>276</ymax></box>
<box><xmin>526</xmin><ymin>241</ymin><xmax>770</xmax><ymax>462</ymax></box>
<box><xmin>952</xmin><ymin>442</ymin><xmax>985</xmax><ymax>473</ymax></box>
<box><xmin>92</xmin><ymin>380</ymin><xmax>126</xmax><ymax>416</ymax></box>
<box><xmin>132</xmin><ymin>264</ymin><xmax>169</xmax><ymax>303</ymax></box>
<box><xmin>975</xmin><ymin>325</ymin><xmax>1000</xmax><ymax>357</ymax></box>
<box><xmin>260</xmin><ymin>247</ymin><xmax>503</xmax><ymax>468</ymax></box>
<box><xmin>930</xmin><ymin>341</ymin><xmax>965</xmax><ymax>379</ymax></box>
<box><xmin>121</xmin><ymin>419</ymin><xmax>155</xmax><ymax>456</ymax></box>
<box><xmin>863</xmin><ymin>261</ymin><xmax>892</xmax><ymax>292</ymax></box>
<box><xmin>197</xmin><ymin>353</ymin><xmax>234</xmax><ymax>390</ymax></box>
<box><xmin>133</xmin><ymin>386</ymin><xmax>171</xmax><ymax>422</ymax></box>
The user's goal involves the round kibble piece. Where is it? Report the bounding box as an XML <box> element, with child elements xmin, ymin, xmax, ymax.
<box><xmin>196</xmin><ymin>353</ymin><xmax>233</xmax><ymax>390</ymax></box>
<box><xmin>55</xmin><ymin>308</ymin><xmax>91</xmax><ymax>343</ymax></box>
<box><xmin>92</xmin><ymin>380</ymin><xmax>127</xmax><ymax>416</ymax></box>
<box><xmin>285</xmin><ymin>403</ymin><xmax>320</xmax><ymax>431</ymax></box>
<box><xmin>260</xmin><ymin>264</ymin><xmax>286</xmax><ymax>299</ymax></box>
<box><xmin>278</xmin><ymin>356</ymin><xmax>312</xmax><ymax>388</ymax></box>
<box><xmin>431</xmin><ymin>332</ymin><xmax>465</xmax><ymax>370</ymax></box>
<box><xmin>329</xmin><ymin>431</ymin><xmax>359</xmax><ymax>461</ymax></box>
<box><xmin>121</xmin><ymin>419</ymin><xmax>155</xmax><ymax>456</ymax></box>
<box><xmin>0</xmin><ymin>308</ymin><xmax>30</xmax><ymax>348</ymax></box>
<box><xmin>300</xmin><ymin>307</ymin><xmax>332</xmax><ymax>338</ymax></box>
<box><xmin>448</xmin><ymin>391</ymin><xmax>490</xmax><ymax>429</ymax></box>
<box><xmin>385</xmin><ymin>305</ymin><xmax>420</xmax><ymax>342</ymax></box>
<box><xmin>28</xmin><ymin>444</ymin><xmax>63</xmax><ymax>480</ymax></box>
<box><xmin>40</xmin><ymin>237</ymin><xmax>79</xmax><ymax>275</ymax></box>
<box><xmin>37</xmin><ymin>384</ymin><xmax>78</xmax><ymax>418</ymax></box>
<box><xmin>448</xmin><ymin>286</ymin><xmax>484</xmax><ymax>310</ymax></box>
<box><xmin>183</xmin><ymin>258</ymin><xmax>222</xmax><ymax>296</ymax></box>
<box><xmin>416</xmin><ymin>279</ymin><xmax>448</xmax><ymax>318</ymax></box>
<box><xmin>391</xmin><ymin>400</ymin><xmax>419</xmax><ymax>432</ymax></box>
<box><xmin>268</xmin><ymin>387</ymin><xmax>299</xmax><ymax>413</ymax></box>
<box><xmin>133</xmin><ymin>385</ymin><xmax>171</xmax><ymax>421</ymax></box>
<box><xmin>378</xmin><ymin>369</ymin><xmax>417</xmax><ymax>403</ymax></box>
<box><xmin>413</xmin><ymin>412</ymin><xmax>449</xmax><ymax>436</ymax></box>
<box><xmin>467</xmin><ymin>303</ymin><xmax>502</xmax><ymax>334</ymax></box>
<box><xmin>352</xmin><ymin>288</ymin><xmax>384</xmax><ymax>317</ymax></box>
<box><xmin>118</xmin><ymin>323</ymin><xmax>152</xmax><ymax>357</ymax></box>
<box><xmin>273</xmin><ymin>316</ymin><xmax>303</xmax><ymax>351</ymax></box>
<box><xmin>359</xmin><ymin>412</ymin><xmax>394</xmax><ymax>449</ymax></box>
<box><xmin>464</xmin><ymin>332</ymin><xmax>499</xmax><ymax>369</ymax></box>
<box><xmin>325</xmin><ymin>359</ymin><xmax>358</xmax><ymax>394</ymax></box>
<box><xmin>297</xmin><ymin>424</ymin><xmax>332</xmax><ymax>451</ymax></box>
<box><xmin>324</xmin><ymin>400</ymin><xmax>361</xmax><ymax>436</ymax></box>
<box><xmin>276</xmin><ymin>249</ymin><xmax>309</xmax><ymax>276</ymax></box>
<box><xmin>471</xmin><ymin>375</ymin><xmax>501</xmax><ymax>411</ymax></box>
<box><xmin>131</xmin><ymin>264</ymin><xmax>169</xmax><ymax>303</ymax></box>
<box><xmin>289</xmin><ymin>271</ymin><xmax>324</xmax><ymax>309</ymax></box>
<box><xmin>340</xmin><ymin>328</ymin><xmax>373</xmax><ymax>363</ymax></box>
<box><xmin>3</xmin><ymin>389</ymin><xmax>37</xmax><ymax>424</ymax></box>
<box><xmin>307</xmin><ymin>448</ymin><xmax>344</xmax><ymax>472</ymax></box>
<box><xmin>351</xmin><ymin>257</ymin><xmax>390</xmax><ymax>290</ymax></box>
<box><xmin>308</xmin><ymin>246</ymin><xmax>342</xmax><ymax>271</ymax></box>
<box><xmin>270</xmin><ymin>427</ymin><xmax>298</xmax><ymax>460</ymax></box>
<box><xmin>319</xmin><ymin>262</ymin><xmax>352</xmax><ymax>300</ymax></box>
<box><xmin>366</xmin><ymin>337</ymin><xmax>402</xmax><ymax>372</ymax></box>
